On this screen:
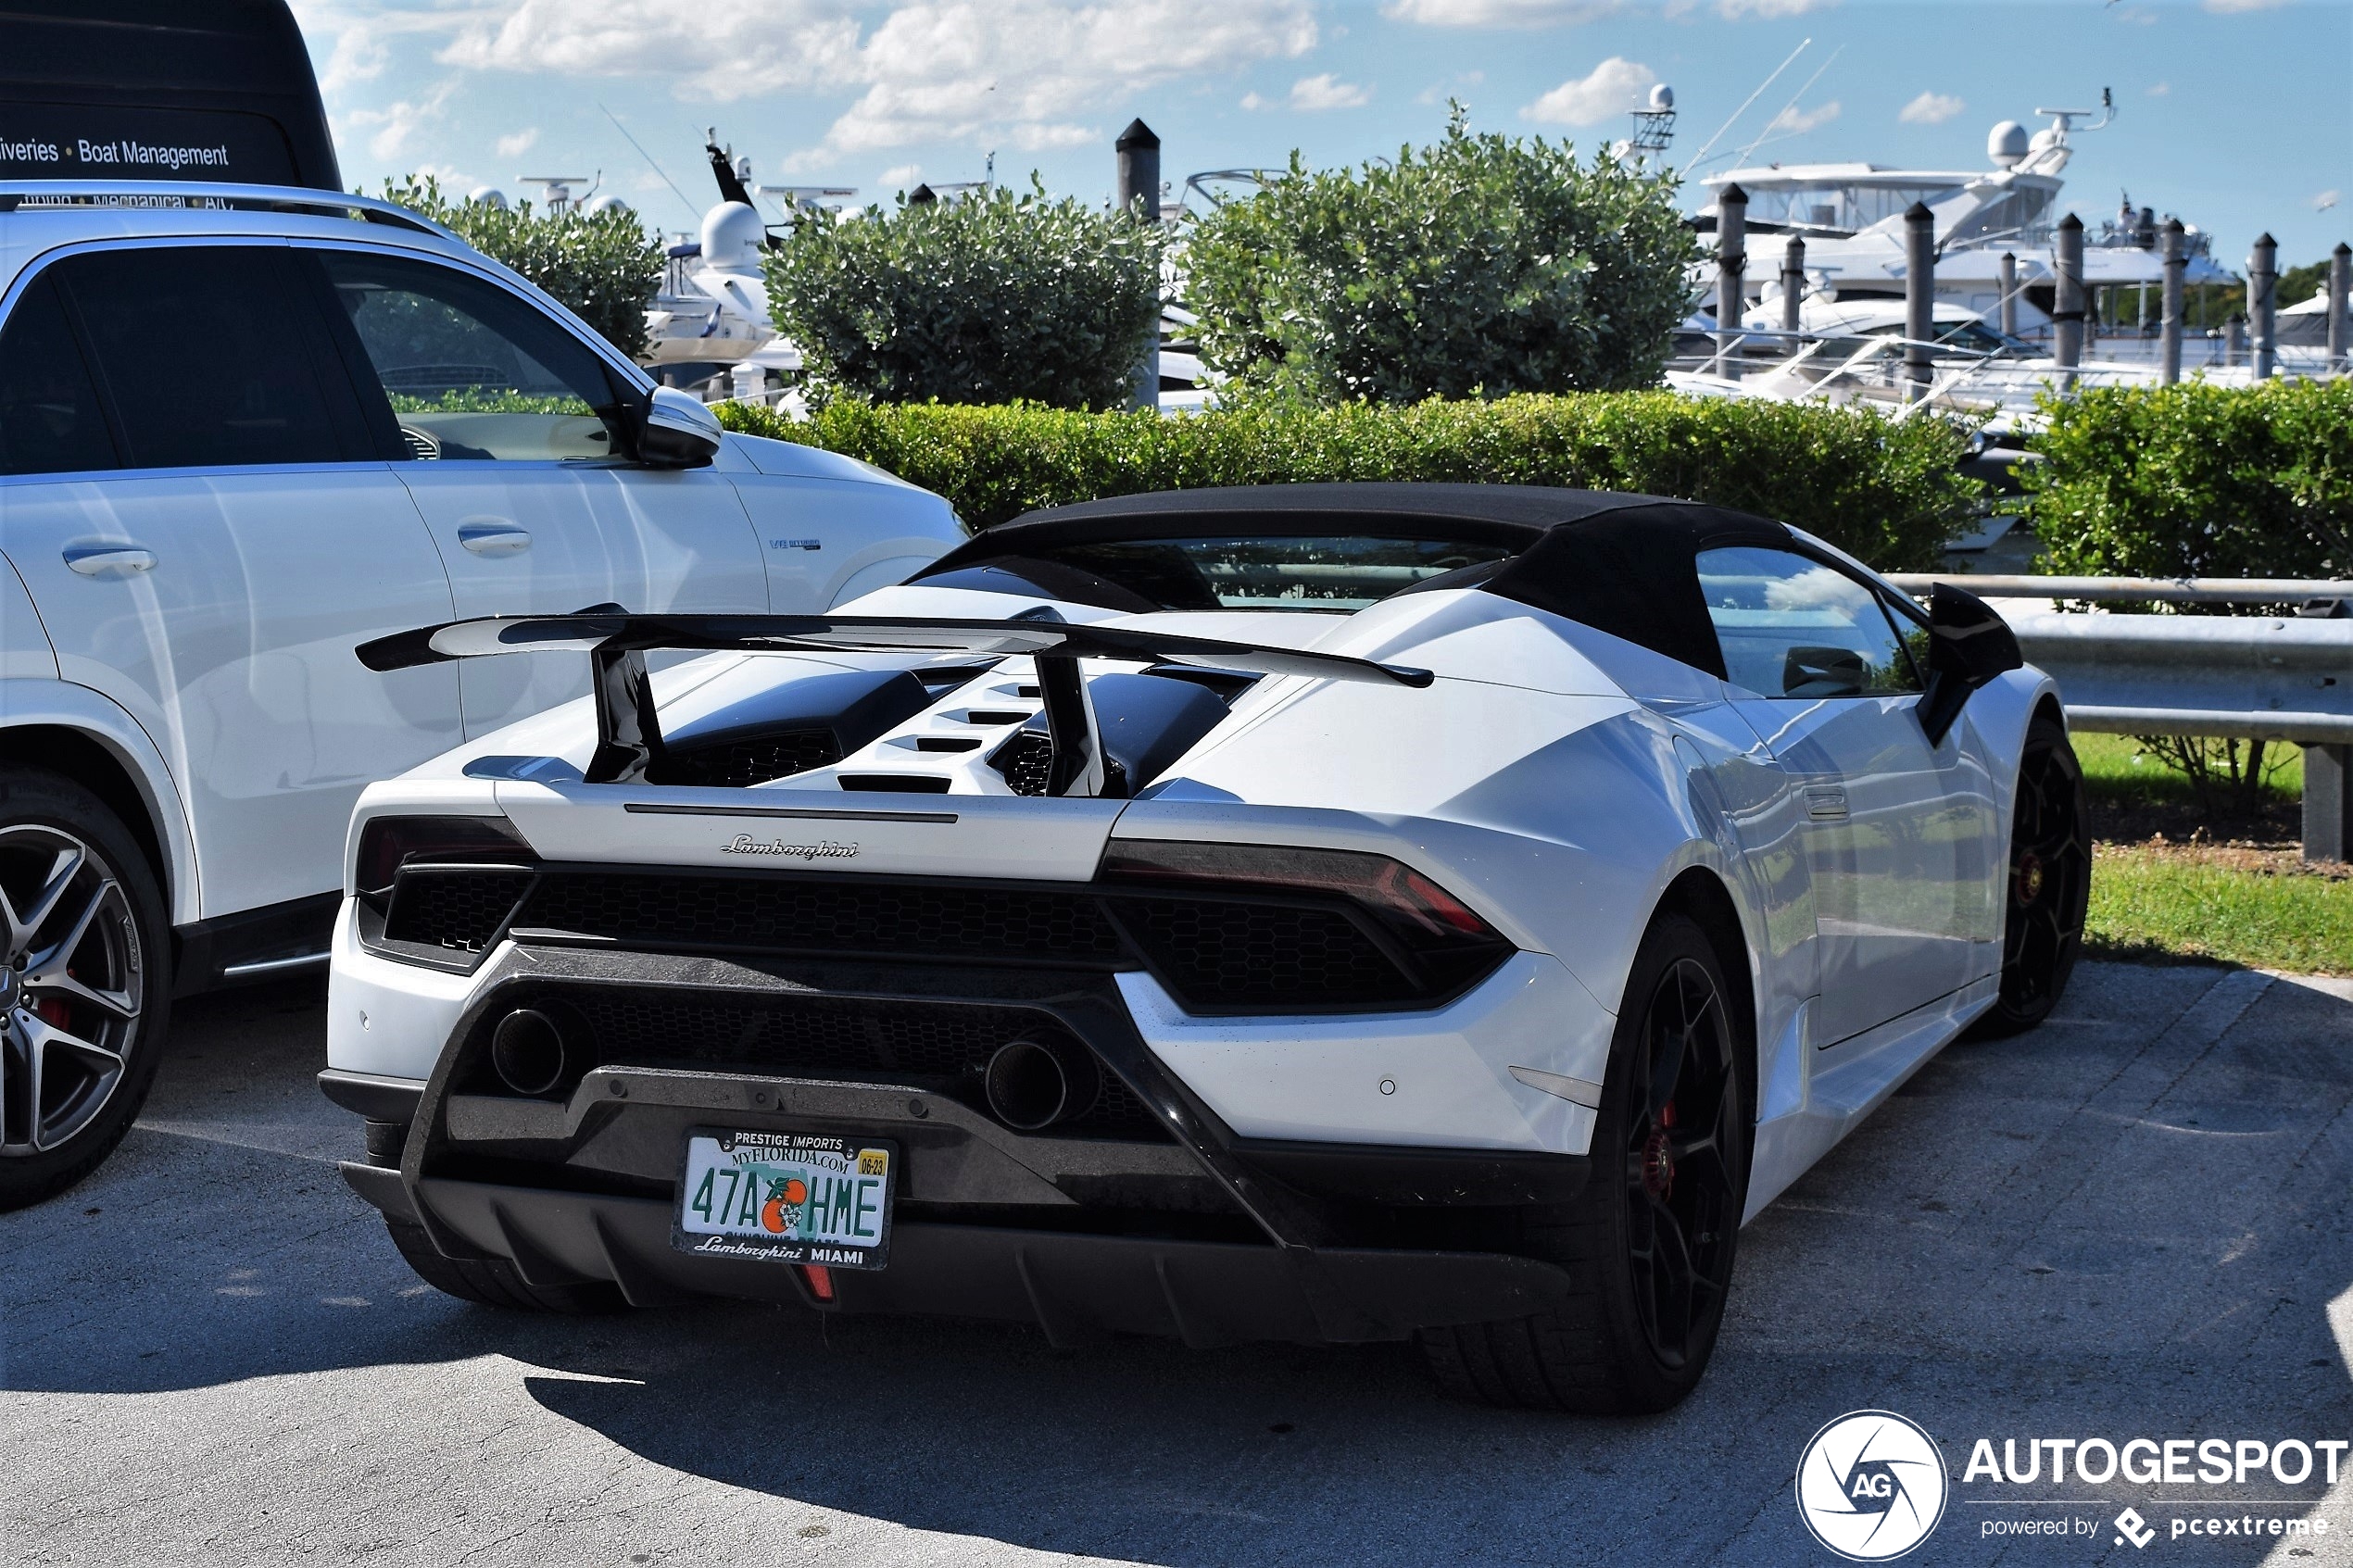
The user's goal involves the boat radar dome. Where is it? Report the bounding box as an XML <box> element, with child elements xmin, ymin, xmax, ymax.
<box><xmin>1988</xmin><ymin>120</ymin><xmax>2029</xmax><ymax>169</ymax></box>
<box><xmin>582</xmin><ymin>193</ymin><xmax>633</xmax><ymax>217</ymax></box>
<box><xmin>468</xmin><ymin>186</ymin><xmax>510</xmax><ymax>209</ymax></box>
<box><xmin>1648</xmin><ymin>83</ymin><xmax>1674</xmax><ymax>111</ymax></box>
<box><xmin>701</xmin><ymin>200</ymin><xmax>766</xmax><ymax>272</ymax></box>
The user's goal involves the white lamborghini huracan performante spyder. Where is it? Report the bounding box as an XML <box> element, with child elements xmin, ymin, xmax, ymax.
<box><xmin>319</xmin><ymin>484</ymin><xmax>2090</xmax><ymax>1412</ymax></box>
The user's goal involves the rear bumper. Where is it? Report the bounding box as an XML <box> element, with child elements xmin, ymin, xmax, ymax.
<box><xmin>325</xmin><ymin>939</ymin><xmax>1593</xmax><ymax>1345</ymax></box>
<box><xmin>340</xmin><ymin>1161</ymin><xmax>1579</xmax><ymax>1346</ymax></box>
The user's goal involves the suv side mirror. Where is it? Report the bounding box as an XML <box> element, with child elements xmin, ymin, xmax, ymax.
<box><xmin>1917</xmin><ymin>582</ymin><xmax>2023</xmax><ymax>745</ymax></box>
<box><xmin>636</xmin><ymin>386</ymin><xmax>723</xmax><ymax>468</ymax></box>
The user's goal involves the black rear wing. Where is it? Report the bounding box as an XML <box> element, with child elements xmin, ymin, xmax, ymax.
<box><xmin>356</xmin><ymin>612</ymin><xmax>1431</xmax><ymax>795</ymax></box>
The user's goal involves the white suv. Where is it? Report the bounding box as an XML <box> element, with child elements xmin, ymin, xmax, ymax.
<box><xmin>0</xmin><ymin>182</ymin><xmax>963</xmax><ymax>1205</ymax></box>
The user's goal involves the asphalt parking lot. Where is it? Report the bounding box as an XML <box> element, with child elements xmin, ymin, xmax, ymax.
<box><xmin>7</xmin><ymin>960</ymin><xmax>2353</xmax><ymax>1567</ymax></box>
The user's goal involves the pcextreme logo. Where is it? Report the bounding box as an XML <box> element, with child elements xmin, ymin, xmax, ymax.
<box><xmin>1795</xmin><ymin>1410</ymin><xmax>1952</xmax><ymax>1562</ymax></box>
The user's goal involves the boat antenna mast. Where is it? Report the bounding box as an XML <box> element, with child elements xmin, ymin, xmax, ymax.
<box><xmin>1625</xmin><ymin>84</ymin><xmax>1676</xmax><ymax>162</ymax></box>
<box><xmin>2022</xmin><ymin>87</ymin><xmax>2115</xmax><ymax>172</ymax></box>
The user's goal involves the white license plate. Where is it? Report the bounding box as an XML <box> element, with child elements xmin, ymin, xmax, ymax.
<box><xmin>671</xmin><ymin>1129</ymin><xmax>895</xmax><ymax>1268</ymax></box>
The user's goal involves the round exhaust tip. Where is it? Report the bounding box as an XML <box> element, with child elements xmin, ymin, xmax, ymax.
<box><xmin>490</xmin><ymin>1008</ymin><xmax>570</xmax><ymax>1098</ymax></box>
<box><xmin>984</xmin><ymin>1038</ymin><xmax>1090</xmax><ymax>1131</ymax></box>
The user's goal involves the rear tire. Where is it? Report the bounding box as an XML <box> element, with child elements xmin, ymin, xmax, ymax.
<box><xmin>384</xmin><ymin>1217</ymin><xmax>627</xmax><ymax>1314</ymax></box>
<box><xmin>1973</xmin><ymin>711</ymin><xmax>2090</xmax><ymax>1038</ymax></box>
<box><xmin>1418</xmin><ymin>912</ymin><xmax>1751</xmax><ymax>1413</ymax></box>
<box><xmin>0</xmin><ymin>767</ymin><xmax>171</xmax><ymax>1211</ymax></box>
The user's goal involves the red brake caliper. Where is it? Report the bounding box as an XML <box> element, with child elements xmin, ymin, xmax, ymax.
<box><xmin>1642</xmin><ymin>1100</ymin><xmax>1677</xmax><ymax>1200</ymax></box>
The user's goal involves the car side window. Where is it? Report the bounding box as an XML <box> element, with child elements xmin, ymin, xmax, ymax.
<box><xmin>0</xmin><ymin>274</ymin><xmax>118</xmax><ymax>475</ymax></box>
<box><xmin>1697</xmin><ymin>546</ymin><xmax>1925</xmax><ymax>698</ymax></box>
<box><xmin>312</xmin><ymin>250</ymin><xmax>627</xmax><ymax>463</ymax></box>
<box><xmin>48</xmin><ymin>246</ymin><xmax>350</xmax><ymax>470</ymax></box>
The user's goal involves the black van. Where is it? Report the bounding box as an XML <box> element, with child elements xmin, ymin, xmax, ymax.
<box><xmin>0</xmin><ymin>0</ymin><xmax>336</xmax><ymax>191</ymax></box>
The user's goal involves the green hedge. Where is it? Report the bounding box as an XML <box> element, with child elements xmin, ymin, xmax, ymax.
<box><xmin>2027</xmin><ymin>379</ymin><xmax>2353</xmax><ymax>580</ymax></box>
<box><xmin>716</xmin><ymin>394</ymin><xmax>1981</xmax><ymax>570</ymax></box>
<box><xmin>764</xmin><ymin>182</ymin><xmax>1164</xmax><ymax>411</ymax></box>
<box><xmin>379</xmin><ymin>177</ymin><xmax>663</xmax><ymax>360</ymax></box>
<box><xmin>1183</xmin><ymin>111</ymin><xmax>1695</xmax><ymax>403</ymax></box>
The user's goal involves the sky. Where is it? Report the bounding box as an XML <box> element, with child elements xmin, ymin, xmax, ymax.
<box><xmin>292</xmin><ymin>0</ymin><xmax>2352</xmax><ymax>269</ymax></box>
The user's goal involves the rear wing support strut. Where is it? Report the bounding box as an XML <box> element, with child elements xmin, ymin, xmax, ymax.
<box><xmin>356</xmin><ymin>611</ymin><xmax>1431</xmax><ymax>797</ymax></box>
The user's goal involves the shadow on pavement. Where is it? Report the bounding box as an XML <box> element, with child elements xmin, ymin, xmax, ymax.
<box><xmin>7</xmin><ymin>963</ymin><xmax>2353</xmax><ymax>1565</ymax></box>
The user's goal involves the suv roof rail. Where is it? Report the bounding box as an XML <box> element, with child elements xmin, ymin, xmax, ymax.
<box><xmin>0</xmin><ymin>181</ymin><xmax>461</xmax><ymax>244</ymax></box>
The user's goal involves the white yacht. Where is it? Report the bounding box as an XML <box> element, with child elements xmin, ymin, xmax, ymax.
<box><xmin>640</xmin><ymin>133</ymin><xmax>857</xmax><ymax>398</ymax></box>
<box><xmin>1694</xmin><ymin>94</ymin><xmax>2237</xmax><ymax>339</ymax></box>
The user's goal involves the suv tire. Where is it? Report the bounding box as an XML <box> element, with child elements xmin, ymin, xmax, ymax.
<box><xmin>0</xmin><ymin>766</ymin><xmax>172</xmax><ymax>1210</ymax></box>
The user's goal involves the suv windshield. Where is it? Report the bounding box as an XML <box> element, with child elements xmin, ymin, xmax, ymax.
<box><xmin>918</xmin><ymin>534</ymin><xmax>1515</xmax><ymax>613</ymax></box>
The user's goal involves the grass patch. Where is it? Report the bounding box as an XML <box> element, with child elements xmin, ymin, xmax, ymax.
<box><xmin>2073</xmin><ymin>732</ymin><xmax>2301</xmax><ymax>847</ymax></box>
<box><xmin>2069</xmin><ymin>734</ymin><xmax>2348</xmax><ymax>973</ymax></box>
<box><xmin>2086</xmin><ymin>843</ymin><xmax>2353</xmax><ymax>975</ymax></box>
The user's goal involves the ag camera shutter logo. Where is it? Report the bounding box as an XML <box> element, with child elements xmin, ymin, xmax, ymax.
<box><xmin>1795</xmin><ymin>1410</ymin><xmax>1951</xmax><ymax>1561</ymax></box>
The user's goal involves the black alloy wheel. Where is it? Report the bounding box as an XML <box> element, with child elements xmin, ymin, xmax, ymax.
<box><xmin>0</xmin><ymin>768</ymin><xmax>171</xmax><ymax>1210</ymax></box>
<box><xmin>1620</xmin><ymin>954</ymin><xmax>1743</xmax><ymax>1372</ymax></box>
<box><xmin>1418</xmin><ymin>912</ymin><xmax>1750</xmax><ymax>1414</ymax></box>
<box><xmin>1973</xmin><ymin>712</ymin><xmax>2090</xmax><ymax>1037</ymax></box>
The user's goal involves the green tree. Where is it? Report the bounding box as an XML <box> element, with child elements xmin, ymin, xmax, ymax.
<box><xmin>2279</xmin><ymin>258</ymin><xmax>2331</xmax><ymax>308</ymax></box>
<box><xmin>2025</xmin><ymin>378</ymin><xmax>2353</xmax><ymax>815</ymax></box>
<box><xmin>1182</xmin><ymin>107</ymin><xmax>1699</xmax><ymax>404</ymax></box>
<box><xmin>377</xmin><ymin>176</ymin><xmax>663</xmax><ymax>360</ymax></box>
<box><xmin>764</xmin><ymin>182</ymin><xmax>1165</xmax><ymax>411</ymax></box>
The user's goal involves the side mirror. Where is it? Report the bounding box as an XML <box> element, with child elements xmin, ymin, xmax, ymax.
<box><xmin>636</xmin><ymin>386</ymin><xmax>723</xmax><ymax>468</ymax></box>
<box><xmin>1917</xmin><ymin>582</ymin><xmax>2023</xmax><ymax>745</ymax></box>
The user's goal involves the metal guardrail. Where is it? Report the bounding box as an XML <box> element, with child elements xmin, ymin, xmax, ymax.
<box><xmin>1997</xmin><ymin>612</ymin><xmax>2351</xmax><ymax>746</ymax></box>
<box><xmin>1885</xmin><ymin>573</ymin><xmax>2353</xmax><ymax>608</ymax></box>
<box><xmin>1892</xmin><ymin>574</ymin><xmax>2353</xmax><ymax>859</ymax></box>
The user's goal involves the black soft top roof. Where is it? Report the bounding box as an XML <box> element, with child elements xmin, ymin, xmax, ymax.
<box><xmin>918</xmin><ymin>483</ymin><xmax>1793</xmax><ymax>680</ymax></box>
<box><xmin>0</xmin><ymin>1</ymin><xmax>338</xmax><ymax>191</ymax></box>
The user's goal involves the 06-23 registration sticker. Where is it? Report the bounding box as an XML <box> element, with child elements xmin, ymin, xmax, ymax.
<box><xmin>671</xmin><ymin>1129</ymin><xmax>895</xmax><ymax>1268</ymax></box>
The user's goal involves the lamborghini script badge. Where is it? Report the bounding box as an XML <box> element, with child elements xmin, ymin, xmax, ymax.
<box><xmin>721</xmin><ymin>834</ymin><xmax>860</xmax><ymax>862</ymax></box>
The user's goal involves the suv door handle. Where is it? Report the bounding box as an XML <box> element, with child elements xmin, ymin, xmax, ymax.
<box><xmin>457</xmin><ymin>520</ymin><xmax>532</xmax><ymax>557</ymax></box>
<box><xmin>63</xmin><ymin>545</ymin><xmax>157</xmax><ymax>578</ymax></box>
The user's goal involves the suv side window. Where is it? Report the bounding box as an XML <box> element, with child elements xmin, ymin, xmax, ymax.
<box><xmin>310</xmin><ymin>250</ymin><xmax>629</xmax><ymax>462</ymax></box>
<box><xmin>0</xmin><ymin>274</ymin><xmax>118</xmax><ymax>475</ymax></box>
<box><xmin>49</xmin><ymin>245</ymin><xmax>353</xmax><ymax>470</ymax></box>
<box><xmin>1697</xmin><ymin>545</ymin><xmax>1925</xmax><ymax>698</ymax></box>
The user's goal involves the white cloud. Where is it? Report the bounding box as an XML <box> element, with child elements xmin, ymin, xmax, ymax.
<box><xmin>441</xmin><ymin>0</ymin><xmax>863</xmax><ymax>103</ymax></box>
<box><xmin>1717</xmin><ymin>0</ymin><xmax>1829</xmax><ymax>18</ymax></box>
<box><xmin>808</xmin><ymin>0</ymin><xmax>1317</xmax><ymax>160</ymax></box>
<box><xmin>1290</xmin><ymin>73</ymin><xmax>1370</xmax><ymax>111</ymax></box>
<box><xmin>1522</xmin><ymin>56</ymin><xmax>1655</xmax><ymax>128</ymax></box>
<box><xmin>419</xmin><ymin>1</ymin><xmax>1315</xmax><ymax>169</ymax></box>
<box><xmin>1382</xmin><ymin>0</ymin><xmax>1617</xmax><ymax>24</ymax></box>
<box><xmin>1239</xmin><ymin>90</ymin><xmax>1270</xmax><ymax>110</ymax></box>
<box><xmin>346</xmin><ymin>79</ymin><xmax>459</xmax><ymax>163</ymax></box>
<box><xmin>1898</xmin><ymin>90</ymin><xmax>1966</xmax><ymax>126</ymax></box>
<box><xmin>496</xmin><ymin>127</ymin><xmax>540</xmax><ymax>158</ymax></box>
<box><xmin>1769</xmin><ymin>99</ymin><xmax>1840</xmax><ymax>135</ymax></box>
<box><xmin>878</xmin><ymin>162</ymin><xmax>923</xmax><ymax>188</ymax></box>
<box><xmin>2204</xmin><ymin>0</ymin><xmax>2288</xmax><ymax>11</ymax></box>
<box><xmin>2146</xmin><ymin>81</ymin><xmax>2171</xmax><ymax>96</ymax></box>
<box><xmin>288</xmin><ymin>0</ymin><xmax>487</xmax><ymax>95</ymax></box>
